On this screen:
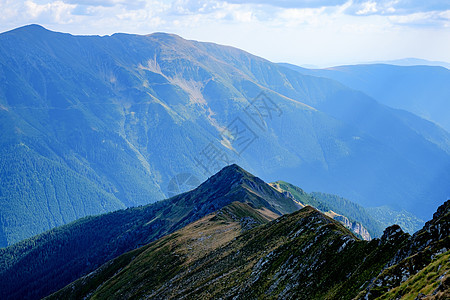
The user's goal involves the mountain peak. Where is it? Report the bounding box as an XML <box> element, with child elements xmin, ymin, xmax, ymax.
<box><xmin>16</xmin><ymin>24</ymin><xmax>46</xmax><ymax>31</ymax></box>
<box><xmin>1</xmin><ymin>24</ymin><xmax>65</xmax><ymax>40</ymax></box>
<box><xmin>216</xmin><ymin>163</ymin><xmax>249</xmax><ymax>177</ymax></box>
<box><xmin>4</xmin><ymin>24</ymin><xmax>48</xmax><ymax>35</ymax></box>
<box><xmin>172</xmin><ymin>164</ymin><xmax>300</xmax><ymax>217</ymax></box>
<box><xmin>147</xmin><ymin>32</ymin><xmax>184</xmax><ymax>39</ymax></box>
<box><xmin>198</xmin><ymin>164</ymin><xmax>253</xmax><ymax>190</ymax></box>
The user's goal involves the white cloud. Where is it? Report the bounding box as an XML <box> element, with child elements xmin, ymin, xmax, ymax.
<box><xmin>356</xmin><ymin>1</ymin><xmax>378</xmax><ymax>15</ymax></box>
<box><xmin>225</xmin><ymin>0</ymin><xmax>347</xmax><ymax>9</ymax></box>
<box><xmin>225</xmin><ymin>0</ymin><xmax>450</xmax><ymax>14</ymax></box>
<box><xmin>275</xmin><ymin>7</ymin><xmax>327</xmax><ymax>27</ymax></box>
<box><xmin>63</xmin><ymin>0</ymin><xmax>147</xmax><ymax>9</ymax></box>
<box><xmin>0</xmin><ymin>0</ymin><xmax>449</xmax><ymax>66</ymax></box>
<box><xmin>0</xmin><ymin>0</ymin><xmax>21</xmax><ymax>22</ymax></box>
<box><xmin>23</xmin><ymin>0</ymin><xmax>77</xmax><ymax>23</ymax></box>
<box><xmin>388</xmin><ymin>10</ymin><xmax>450</xmax><ymax>27</ymax></box>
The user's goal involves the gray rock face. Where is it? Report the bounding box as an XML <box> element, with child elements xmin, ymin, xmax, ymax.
<box><xmin>333</xmin><ymin>214</ymin><xmax>371</xmax><ymax>241</ymax></box>
<box><xmin>361</xmin><ymin>200</ymin><xmax>450</xmax><ymax>299</ymax></box>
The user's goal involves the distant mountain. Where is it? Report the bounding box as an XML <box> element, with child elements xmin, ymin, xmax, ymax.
<box><xmin>365</xmin><ymin>205</ymin><xmax>424</xmax><ymax>235</ymax></box>
<box><xmin>1</xmin><ymin>25</ymin><xmax>450</xmax><ymax>247</ymax></box>
<box><xmin>270</xmin><ymin>181</ymin><xmax>377</xmax><ymax>239</ymax></box>
<box><xmin>48</xmin><ymin>197</ymin><xmax>450</xmax><ymax>299</ymax></box>
<box><xmin>280</xmin><ymin>62</ymin><xmax>450</xmax><ymax>131</ymax></box>
<box><xmin>270</xmin><ymin>181</ymin><xmax>423</xmax><ymax>238</ymax></box>
<box><xmin>370</xmin><ymin>58</ymin><xmax>450</xmax><ymax>69</ymax></box>
<box><xmin>0</xmin><ymin>165</ymin><xmax>301</xmax><ymax>300</ymax></box>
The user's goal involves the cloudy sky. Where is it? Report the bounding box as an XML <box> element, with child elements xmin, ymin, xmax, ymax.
<box><xmin>1</xmin><ymin>0</ymin><xmax>449</xmax><ymax>66</ymax></box>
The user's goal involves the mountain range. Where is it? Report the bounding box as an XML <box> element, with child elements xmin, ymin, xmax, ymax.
<box><xmin>280</xmin><ymin>62</ymin><xmax>450</xmax><ymax>131</ymax></box>
<box><xmin>367</xmin><ymin>58</ymin><xmax>450</xmax><ymax>69</ymax></box>
<box><xmin>271</xmin><ymin>181</ymin><xmax>422</xmax><ymax>239</ymax></box>
<box><xmin>1</xmin><ymin>165</ymin><xmax>448</xmax><ymax>299</ymax></box>
<box><xmin>1</xmin><ymin>24</ymin><xmax>450</xmax><ymax>248</ymax></box>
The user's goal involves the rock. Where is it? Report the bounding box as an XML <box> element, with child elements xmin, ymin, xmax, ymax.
<box><xmin>381</xmin><ymin>225</ymin><xmax>405</xmax><ymax>242</ymax></box>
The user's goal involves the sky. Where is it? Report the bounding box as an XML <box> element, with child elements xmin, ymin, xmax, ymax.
<box><xmin>0</xmin><ymin>0</ymin><xmax>449</xmax><ymax>67</ymax></box>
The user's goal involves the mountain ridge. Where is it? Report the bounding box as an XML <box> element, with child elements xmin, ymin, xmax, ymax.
<box><xmin>1</xmin><ymin>24</ymin><xmax>449</xmax><ymax>247</ymax></box>
<box><xmin>0</xmin><ymin>164</ymin><xmax>300</xmax><ymax>300</ymax></box>
<box><xmin>48</xmin><ymin>199</ymin><xmax>450</xmax><ymax>300</ymax></box>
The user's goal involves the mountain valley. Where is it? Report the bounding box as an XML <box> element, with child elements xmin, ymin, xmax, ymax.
<box><xmin>1</xmin><ymin>25</ymin><xmax>449</xmax><ymax>247</ymax></box>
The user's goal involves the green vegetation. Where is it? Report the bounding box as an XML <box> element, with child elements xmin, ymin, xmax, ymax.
<box><xmin>49</xmin><ymin>201</ymin><xmax>275</xmax><ymax>300</ymax></box>
<box><xmin>377</xmin><ymin>251</ymin><xmax>449</xmax><ymax>299</ymax></box>
<box><xmin>366</xmin><ymin>206</ymin><xmax>424</xmax><ymax>235</ymax></box>
<box><xmin>0</xmin><ymin>144</ymin><xmax>126</xmax><ymax>246</ymax></box>
<box><xmin>1</xmin><ymin>164</ymin><xmax>448</xmax><ymax>299</ymax></box>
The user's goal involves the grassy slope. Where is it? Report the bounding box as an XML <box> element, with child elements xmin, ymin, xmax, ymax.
<box><xmin>47</xmin><ymin>201</ymin><xmax>276</xmax><ymax>299</ymax></box>
<box><xmin>376</xmin><ymin>251</ymin><xmax>449</xmax><ymax>300</ymax></box>
<box><xmin>50</xmin><ymin>206</ymin><xmax>409</xmax><ymax>300</ymax></box>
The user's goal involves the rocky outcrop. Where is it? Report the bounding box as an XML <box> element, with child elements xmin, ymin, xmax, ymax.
<box><xmin>360</xmin><ymin>200</ymin><xmax>450</xmax><ymax>299</ymax></box>
<box><xmin>332</xmin><ymin>214</ymin><xmax>372</xmax><ymax>241</ymax></box>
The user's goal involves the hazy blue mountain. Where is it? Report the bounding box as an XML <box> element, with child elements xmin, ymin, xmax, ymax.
<box><xmin>369</xmin><ymin>58</ymin><xmax>450</xmax><ymax>69</ymax></box>
<box><xmin>365</xmin><ymin>205</ymin><xmax>424</xmax><ymax>235</ymax></box>
<box><xmin>1</xmin><ymin>25</ymin><xmax>450</xmax><ymax>246</ymax></box>
<box><xmin>271</xmin><ymin>181</ymin><xmax>423</xmax><ymax>237</ymax></box>
<box><xmin>280</xmin><ymin>62</ymin><xmax>450</xmax><ymax>131</ymax></box>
